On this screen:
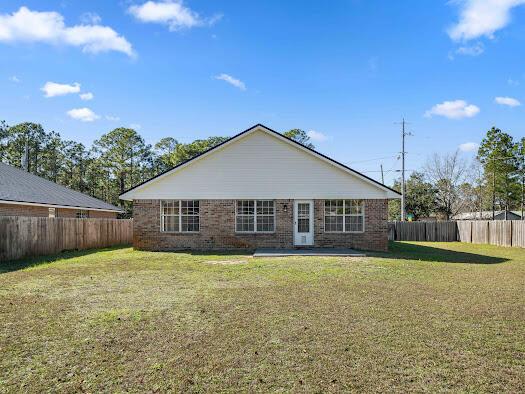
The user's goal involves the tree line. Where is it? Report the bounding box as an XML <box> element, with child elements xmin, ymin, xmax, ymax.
<box><xmin>390</xmin><ymin>127</ymin><xmax>525</xmax><ymax>221</ymax></box>
<box><xmin>0</xmin><ymin>121</ymin><xmax>312</xmax><ymax>215</ymax></box>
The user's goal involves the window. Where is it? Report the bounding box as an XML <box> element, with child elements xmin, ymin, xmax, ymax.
<box><xmin>161</xmin><ymin>200</ymin><xmax>199</xmax><ymax>232</ymax></box>
<box><xmin>236</xmin><ymin>200</ymin><xmax>274</xmax><ymax>232</ymax></box>
<box><xmin>76</xmin><ymin>210</ymin><xmax>89</xmax><ymax>219</ymax></box>
<box><xmin>324</xmin><ymin>200</ymin><xmax>364</xmax><ymax>232</ymax></box>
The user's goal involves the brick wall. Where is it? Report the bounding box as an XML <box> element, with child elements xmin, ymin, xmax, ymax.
<box><xmin>133</xmin><ymin>199</ymin><xmax>388</xmax><ymax>252</ymax></box>
<box><xmin>314</xmin><ymin>199</ymin><xmax>388</xmax><ymax>251</ymax></box>
<box><xmin>0</xmin><ymin>203</ymin><xmax>117</xmax><ymax>218</ymax></box>
<box><xmin>0</xmin><ymin>203</ymin><xmax>49</xmax><ymax>217</ymax></box>
<box><xmin>57</xmin><ymin>208</ymin><xmax>117</xmax><ymax>218</ymax></box>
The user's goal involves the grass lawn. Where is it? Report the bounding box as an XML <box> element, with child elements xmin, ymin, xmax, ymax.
<box><xmin>0</xmin><ymin>242</ymin><xmax>524</xmax><ymax>392</ymax></box>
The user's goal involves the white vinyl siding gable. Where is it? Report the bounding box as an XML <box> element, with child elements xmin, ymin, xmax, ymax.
<box><xmin>125</xmin><ymin>129</ymin><xmax>392</xmax><ymax>200</ymax></box>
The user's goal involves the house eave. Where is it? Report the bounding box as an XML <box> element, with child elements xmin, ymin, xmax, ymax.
<box><xmin>0</xmin><ymin>199</ymin><xmax>123</xmax><ymax>213</ymax></box>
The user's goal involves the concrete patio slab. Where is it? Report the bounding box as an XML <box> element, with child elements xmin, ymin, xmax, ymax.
<box><xmin>253</xmin><ymin>248</ymin><xmax>366</xmax><ymax>257</ymax></box>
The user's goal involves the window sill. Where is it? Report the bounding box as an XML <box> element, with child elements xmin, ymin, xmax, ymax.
<box><xmin>324</xmin><ymin>231</ymin><xmax>365</xmax><ymax>234</ymax></box>
<box><xmin>235</xmin><ymin>231</ymin><xmax>276</xmax><ymax>234</ymax></box>
<box><xmin>160</xmin><ymin>231</ymin><xmax>200</xmax><ymax>234</ymax></box>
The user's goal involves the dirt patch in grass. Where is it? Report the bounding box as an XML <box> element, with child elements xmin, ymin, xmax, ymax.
<box><xmin>203</xmin><ymin>259</ymin><xmax>250</xmax><ymax>265</ymax></box>
<box><xmin>1</xmin><ymin>243</ymin><xmax>524</xmax><ymax>392</ymax></box>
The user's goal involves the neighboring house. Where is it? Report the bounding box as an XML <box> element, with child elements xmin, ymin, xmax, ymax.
<box><xmin>0</xmin><ymin>162</ymin><xmax>123</xmax><ymax>218</ymax></box>
<box><xmin>120</xmin><ymin>124</ymin><xmax>401</xmax><ymax>252</ymax></box>
<box><xmin>453</xmin><ymin>210</ymin><xmax>522</xmax><ymax>221</ymax></box>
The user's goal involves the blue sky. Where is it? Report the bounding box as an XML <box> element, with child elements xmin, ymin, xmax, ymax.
<box><xmin>1</xmin><ymin>1</ymin><xmax>524</xmax><ymax>185</ymax></box>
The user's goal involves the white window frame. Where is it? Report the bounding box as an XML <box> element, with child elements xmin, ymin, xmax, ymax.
<box><xmin>160</xmin><ymin>200</ymin><xmax>200</xmax><ymax>233</ymax></box>
<box><xmin>235</xmin><ymin>200</ymin><xmax>275</xmax><ymax>233</ymax></box>
<box><xmin>324</xmin><ymin>200</ymin><xmax>365</xmax><ymax>233</ymax></box>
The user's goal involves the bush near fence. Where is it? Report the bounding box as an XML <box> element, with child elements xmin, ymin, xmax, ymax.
<box><xmin>0</xmin><ymin>217</ymin><xmax>133</xmax><ymax>262</ymax></box>
<box><xmin>389</xmin><ymin>220</ymin><xmax>525</xmax><ymax>248</ymax></box>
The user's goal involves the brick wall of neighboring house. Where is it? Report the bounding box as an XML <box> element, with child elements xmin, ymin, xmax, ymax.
<box><xmin>0</xmin><ymin>203</ymin><xmax>49</xmax><ymax>217</ymax></box>
<box><xmin>0</xmin><ymin>203</ymin><xmax>118</xmax><ymax>218</ymax></box>
<box><xmin>133</xmin><ymin>199</ymin><xmax>389</xmax><ymax>252</ymax></box>
<box><xmin>56</xmin><ymin>208</ymin><xmax>117</xmax><ymax>218</ymax></box>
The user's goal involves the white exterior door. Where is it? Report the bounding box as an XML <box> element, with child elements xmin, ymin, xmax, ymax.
<box><xmin>294</xmin><ymin>200</ymin><xmax>314</xmax><ymax>246</ymax></box>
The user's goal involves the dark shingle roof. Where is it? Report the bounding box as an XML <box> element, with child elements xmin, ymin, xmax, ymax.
<box><xmin>0</xmin><ymin>162</ymin><xmax>123</xmax><ymax>212</ymax></box>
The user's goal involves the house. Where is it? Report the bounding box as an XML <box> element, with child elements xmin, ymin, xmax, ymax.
<box><xmin>453</xmin><ymin>210</ymin><xmax>522</xmax><ymax>221</ymax></box>
<box><xmin>120</xmin><ymin>124</ymin><xmax>401</xmax><ymax>251</ymax></box>
<box><xmin>0</xmin><ymin>162</ymin><xmax>123</xmax><ymax>218</ymax></box>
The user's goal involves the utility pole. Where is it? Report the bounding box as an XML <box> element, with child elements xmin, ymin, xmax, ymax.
<box><xmin>521</xmin><ymin>152</ymin><xmax>525</xmax><ymax>220</ymax></box>
<box><xmin>492</xmin><ymin>167</ymin><xmax>496</xmax><ymax>221</ymax></box>
<box><xmin>22</xmin><ymin>135</ymin><xmax>29</xmax><ymax>172</ymax></box>
<box><xmin>399</xmin><ymin>118</ymin><xmax>411</xmax><ymax>221</ymax></box>
<box><xmin>380</xmin><ymin>164</ymin><xmax>384</xmax><ymax>184</ymax></box>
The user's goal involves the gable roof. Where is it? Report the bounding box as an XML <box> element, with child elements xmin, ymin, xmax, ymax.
<box><xmin>120</xmin><ymin>123</ymin><xmax>401</xmax><ymax>200</ymax></box>
<box><xmin>0</xmin><ymin>162</ymin><xmax>123</xmax><ymax>212</ymax></box>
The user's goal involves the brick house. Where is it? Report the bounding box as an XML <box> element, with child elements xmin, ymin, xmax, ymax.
<box><xmin>120</xmin><ymin>124</ymin><xmax>400</xmax><ymax>252</ymax></box>
<box><xmin>0</xmin><ymin>162</ymin><xmax>123</xmax><ymax>218</ymax></box>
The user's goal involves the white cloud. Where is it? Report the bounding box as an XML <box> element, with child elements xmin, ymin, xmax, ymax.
<box><xmin>80</xmin><ymin>12</ymin><xmax>101</xmax><ymax>25</ymax></box>
<box><xmin>459</xmin><ymin>142</ymin><xmax>479</xmax><ymax>152</ymax></box>
<box><xmin>307</xmin><ymin>130</ymin><xmax>329</xmax><ymax>142</ymax></box>
<box><xmin>507</xmin><ymin>77</ymin><xmax>520</xmax><ymax>86</ymax></box>
<box><xmin>9</xmin><ymin>75</ymin><xmax>20</xmax><ymax>83</ymax></box>
<box><xmin>67</xmin><ymin>107</ymin><xmax>99</xmax><ymax>122</ymax></box>
<box><xmin>495</xmin><ymin>96</ymin><xmax>521</xmax><ymax>107</ymax></box>
<box><xmin>448</xmin><ymin>0</ymin><xmax>525</xmax><ymax>41</ymax></box>
<box><xmin>105</xmin><ymin>115</ymin><xmax>120</xmax><ymax>121</ymax></box>
<box><xmin>425</xmin><ymin>100</ymin><xmax>480</xmax><ymax>119</ymax></box>
<box><xmin>129</xmin><ymin>123</ymin><xmax>142</xmax><ymax>130</ymax></box>
<box><xmin>214</xmin><ymin>73</ymin><xmax>246</xmax><ymax>90</ymax></box>
<box><xmin>41</xmin><ymin>81</ymin><xmax>80</xmax><ymax>97</ymax></box>
<box><xmin>79</xmin><ymin>92</ymin><xmax>94</xmax><ymax>101</ymax></box>
<box><xmin>0</xmin><ymin>7</ymin><xmax>134</xmax><ymax>57</ymax></box>
<box><xmin>455</xmin><ymin>41</ymin><xmax>484</xmax><ymax>56</ymax></box>
<box><xmin>128</xmin><ymin>1</ymin><xmax>221</xmax><ymax>31</ymax></box>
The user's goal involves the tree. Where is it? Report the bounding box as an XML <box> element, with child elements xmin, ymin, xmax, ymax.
<box><xmin>2</xmin><ymin>122</ymin><xmax>48</xmax><ymax>174</ymax></box>
<box><xmin>424</xmin><ymin>151</ymin><xmax>468</xmax><ymax>220</ymax></box>
<box><xmin>170</xmin><ymin>136</ymin><xmax>228</xmax><ymax>165</ymax></box>
<box><xmin>0</xmin><ymin>120</ymin><xmax>8</xmax><ymax>161</ymax></box>
<box><xmin>93</xmin><ymin>128</ymin><xmax>150</xmax><ymax>203</ymax></box>
<box><xmin>283</xmin><ymin>129</ymin><xmax>314</xmax><ymax>149</ymax></box>
<box><xmin>154</xmin><ymin>137</ymin><xmax>179</xmax><ymax>172</ymax></box>
<box><xmin>477</xmin><ymin>127</ymin><xmax>519</xmax><ymax>216</ymax></box>
<box><xmin>389</xmin><ymin>172</ymin><xmax>435</xmax><ymax>220</ymax></box>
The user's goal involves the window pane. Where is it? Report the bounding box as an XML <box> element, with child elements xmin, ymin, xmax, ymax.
<box><xmin>182</xmin><ymin>215</ymin><xmax>199</xmax><ymax>232</ymax></box>
<box><xmin>345</xmin><ymin>200</ymin><xmax>363</xmax><ymax>214</ymax></box>
<box><xmin>237</xmin><ymin>200</ymin><xmax>254</xmax><ymax>215</ymax></box>
<box><xmin>325</xmin><ymin>200</ymin><xmax>344</xmax><ymax>215</ymax></box>
<box><xmin>163</xmin><ymin>215</ymin><xmax>179</xmax><ymax>232</ymax></box>
<box><xmin>345</xmin><ymin>215</ymin><xmax>363</xmax><ymax>232</ymax></box>
<box><xmin>236</xmin><ymin>215</ymin><xmax>254</xmax><ymax>232</ymax></box>
<box><xmin>181</xmin><ymin>200</ymin><xmax>199</xmax><ymax>215</ymax></box>
<box><xmin>325</xmin><ymin>216</ymin><xmax>343</xmax><ymax>232</ymax></box>
<box><xmin>257</xmin><ymin>200</ymin><xmax>274</xmax><ymax>215</ymax></box>
<box><xmin>257</xmin><ymin>215</ymin><xmax>274</xmax><ymax>232</ymax></box>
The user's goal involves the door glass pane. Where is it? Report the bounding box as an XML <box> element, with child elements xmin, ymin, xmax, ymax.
<box><xmin>298</xmin><ymin>218</ymin><xmax>309</xmax><ymax>233</ymax></box>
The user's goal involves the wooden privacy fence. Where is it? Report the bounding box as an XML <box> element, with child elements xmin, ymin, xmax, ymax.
<box><xmin>0</xmin><ymin>217</ymin><xmax>133</xmax><ymax>262</ymax></box>
<box><xmin>389</xmin><ymin>220</ymin><xmax>525</xmax><ymax>248</ymax></box>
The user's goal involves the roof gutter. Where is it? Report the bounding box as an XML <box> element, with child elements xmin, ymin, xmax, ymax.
<box><xmin>0</xmin><ymin>199</ymin><xmax>123</xmax><ymax>213</ymax></box>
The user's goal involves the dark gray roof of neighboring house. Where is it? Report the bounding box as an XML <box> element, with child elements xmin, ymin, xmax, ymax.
<box><xmin>0</xmin><ymin>162</ymin><xmax>123</xmax><ymax>212</ymax></box>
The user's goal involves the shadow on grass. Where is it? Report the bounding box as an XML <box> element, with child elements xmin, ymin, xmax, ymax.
<box><xmin>0</xmin><ymin>245</ymin><xmax>130</xmax><ymax>274</ymax></box>
<box><xmin>369</xmin><ymin>241</ymin><xmax>508</xmax><ymax>264</ymax></box>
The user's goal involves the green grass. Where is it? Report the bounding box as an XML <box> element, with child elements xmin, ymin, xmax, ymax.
<box><xmin>0</xmin><ymin>242</ymin><xmax>524</xmax><ymax>392</ymax></box>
